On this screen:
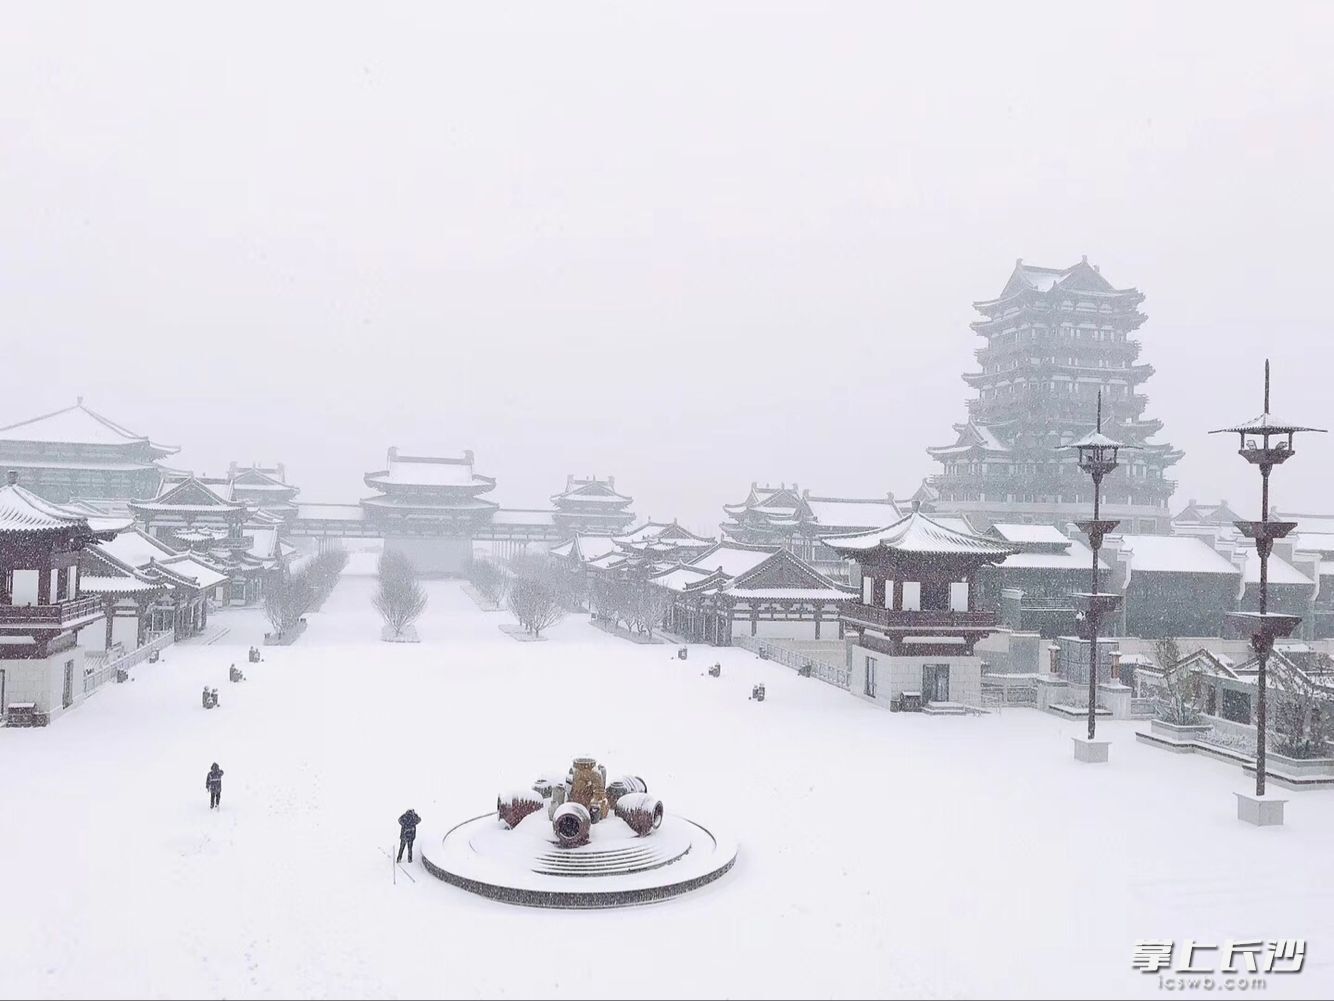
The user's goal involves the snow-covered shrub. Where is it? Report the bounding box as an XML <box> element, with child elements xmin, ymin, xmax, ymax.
<box><xmin>497</xmin><ymin>789</ymin><xmax>545</xmax><ymax>829</ymax></box>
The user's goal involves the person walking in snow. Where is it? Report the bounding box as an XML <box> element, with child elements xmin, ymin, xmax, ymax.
<box><xmin>397</xmin><ymin>808</ymin><xmax>421</xmax><ymax>862</ymax></box>
<box><xmin>206</xmin><ymin>762</ymin><xmax>224</xmax><ymax>810</ymax></box>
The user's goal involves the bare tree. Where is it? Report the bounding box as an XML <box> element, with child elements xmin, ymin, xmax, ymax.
<box><xmin>1150</xmin><ymin>638</ymin><xmax>1208</xmax><ymax>725</ymax></box>
<box><xmin>506</xmin><ymin>572</ymin><xmax>565</xmax><ymax>638</ymax></box>
<box><xmin>373</xmin><ymin>551</ymin><xmax>427</xmax><ymax>639</ymax></box>
<box><xmin>635</xmin><ymin>583</ymin><xmax>671</xmax><ymax>639</ymax></box>
<box><xmin>264</xmin><ymin>570</ymin><xmax>315</xmax><ymax>637</ymax></box>
<box><xmin>304</xmin><ymin>547</ymin><xmax>349</xmax><ymax>606</ymax></box>
<box><xmin>1268</xmin><ymin>656</ymin><xmax>1334</xmax><ymax>759</ymax></box>
<box><xmin>467</xmin><ymin>558</ymin><xmax>508</xmax><ymax>608</ymax></box>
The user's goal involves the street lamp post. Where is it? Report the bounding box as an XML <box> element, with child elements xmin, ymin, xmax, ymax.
<box><xmin>1211</xmin><ymin>361</ymin><xmax>1324</xmax><ymax>823</ymax></box>
<box><xmin>1060</xmin><ymin>391</ymin><xmax>1137</xmax><ymax>760</ymax></box>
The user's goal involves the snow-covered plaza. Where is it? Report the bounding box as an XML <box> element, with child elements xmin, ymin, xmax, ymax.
<box><xmin>3</xmin><ymin>559</ymin><xmax>1331</xmax><ymax>999</ymax></box>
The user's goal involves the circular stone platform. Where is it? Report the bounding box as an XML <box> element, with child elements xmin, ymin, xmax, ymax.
<box><xmin>420</xmin><ymin>810</ymin><xmax>737</xmax><ymax>908</ymax></box>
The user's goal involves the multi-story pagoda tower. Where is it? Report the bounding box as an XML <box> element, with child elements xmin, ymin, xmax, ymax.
<box><xmin>926</xmin><ymin>258</ymin><xmax>1182</xmax><ymax>533</ymax></box>
<box><xmin>550</xmin><ymin>475</ymin><xmax>635</xmax><ymax>536</ymax></box>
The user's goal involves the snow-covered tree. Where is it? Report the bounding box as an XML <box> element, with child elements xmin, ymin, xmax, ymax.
<box><xmin>1150</xmin><ymin>638</ymin><xmax>1208</xmax><ymax>725</ymax></box>
<box><xmin>506</xmin><ymin>569</ymin><xmax>565</xmax><ymax>638</ymax></box>
<box><xmin>1268</xmin><ymin>656</ymin><xmax>1334</xmax><ymax>759</ymax></box>
<box><xmin>373</xmin><ymin>551</ymin><xmax>427</xmax><ymax>638</ymax></box>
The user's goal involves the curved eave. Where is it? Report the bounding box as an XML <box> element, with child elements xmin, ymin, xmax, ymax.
<box><xmin>361</xmin><ymin>495</ymin><xmax>499</xmax><ymax>512</ymax></box>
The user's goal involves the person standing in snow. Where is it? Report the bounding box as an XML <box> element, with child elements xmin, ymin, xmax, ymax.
<box><xmin>397</xmin><ymin>808</ymin><xmax>421</xmax><ymax>862</ymax></box>
<box><xmin>206</xmin><ymin>762</ymin><xmax>224</xmax><ymax>810</ymax></box>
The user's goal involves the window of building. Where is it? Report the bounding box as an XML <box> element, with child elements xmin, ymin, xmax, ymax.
<box><xmin>901</xmin><ymin>582</ymin><xmax>921</xmax><ymax>611</ymax></box>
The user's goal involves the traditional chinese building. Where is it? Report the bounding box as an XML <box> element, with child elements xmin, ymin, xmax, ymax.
<box><xmin>720</xmin><ymin>484</ymin><xmax>901</xmax><ymax>580</ymax></box>
<box><xmin>226</xmin><ymin>462</ymin><xmax>300</xmax><ymax>522</ymax></box>
<box><xmin>76</xmin><ymin>545</ymin><xmax>168</xmax><ymax>653</ymax></box>
<box><xmin>1172</xmin><ymin>498</ymin><xmax>1245</xmax><ymax>535</ymax></box>
<box><xmin>0</xmin><ymin>471</ymin><xmax>130</xmax><ymax>724</ymax></box>
<box><xmin>824</xmin><ymin>506</ymin><xmax>1019</xmax><ymax>711</ymax></box>
<box><xmin>926</xmin><ymin>258</ymin><xmax>1182</xmax><ymax>533</ymax></box>
<box><xmin>95</xmin><ymin>527</ymin><xmax>228</xmax><ymax>637</ymax></box>
<box><xmin>550</xmin><ymin>475</ymin><xmax>635</xmax><ymax>536</ymax></box>
<box><xmin>0</xmin><ymin>399</ymin><xmax>179</xmax><ymax>507</ymax></box>
<box><xmin>1284</xmin><ymin>512</ymin><xmax>1334</xmax><ymax>638</ymax></box>
<box><xmin>361</xmin><ymin>448</ymin><xmax>499</xmax><ymax>574</ymax></box>
<box><xmin>127</xmin><ymin>476</ymin><xmax>276</xmax><ymax>602</ymax></box>
<box><xmin>1103</xmin><ymin>534</ymin><xmax>1241</xmax><ymax>638</ymax></box>
<box><xmin>655</xmin><ymin>544</ymin><xmax>855</xmax><ymax>644</ymax></box>
<box><xmin>973</xmin><ymin>522</ymin><xmax>1109</xmax><ymax>638</ymax></box>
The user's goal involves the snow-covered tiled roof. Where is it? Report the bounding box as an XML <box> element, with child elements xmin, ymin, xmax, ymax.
<box><xmin>98</xmin><ymin>528</ymin><xmax>181</xmax><ymax>569</ymax></box>
<box><xmin>825</xmin><ymin>510</ymin><xmax>1018</xmax><ymax>557</ymax></box>
<box><xmin>1115</xmin><ymin>534</ymin><xmax>1241</xmax><ymax>575</ymax></box>
<box><xmin>806</xmin><ymin>497</ymin><xmax>901</xmax><ymax>529</ymax></box>
<box><xmin>722</xmin><ymin>586</ymin><xmax>854</xmax><ymax>601</ymax></box>
<box><xmin>687</xmin><ymin>543</ymin><xmax>779</xmax><ymax>578</ymax></box>
<box><xmin>0</xmin><ymin>401</ymin><xmax>177</xmax><ymax>455</ymax></box>
<box><xmin>159</xmin><ymin>555</ymin><xmax>229</xmax><ymax>589</ymax></box>
<box><xmin>80</xmin><ymin>575</ymin><xmax>160</xmax><ymax>594</ymax></box>
<box><xmin>0</xmin><ymin>479</ymin><xmax>98</xmax><ymax>533</ymax></box>
<box><xmin>1235</xmin><ymin>548</ymin><xmax>1313</xmax><ymax>587</ymax></box>
<box><xmin>990</xmin><ymin>523</ymin><xmax>1071</xmax><ymax>546</ymax></box>
<box><xmin>650</xmin><ymin>564</ymin><xmax>717</xmax><ymax>592</ymax></box>
<box><xmin>1000</xmin><ymin>539</ymin><xmax>1107</xmax><ymax>571</ymax></box>
<box><xmin>365</xmin><ymin>451</ymin><xmax>493</xmax><ymax>489</ymax></box>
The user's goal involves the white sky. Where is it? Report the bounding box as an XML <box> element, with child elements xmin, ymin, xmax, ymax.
<box><xmin>3</xmin><ymin>2</ymin><xmax>1332</xmax><ymax>531</ymax></box>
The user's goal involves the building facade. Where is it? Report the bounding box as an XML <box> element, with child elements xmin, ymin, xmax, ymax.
<box><xmin>550</xmin><ymin>475</ymin><xmax>635</xmax><ymax>536</ymax></box>
<box><xmin>0</xmin><ymin>473</ymin><xmax>129</xmax><ymax>724</ymax></box>
<box><xmin>826</xmin><ymin>507</ymin><xmax>1019</xmax><ymax>711</ymax></box>
<box><xmin>926</xmin><ymin>259</ymin><xmax>1181</xmax><ymax>533</ymax></box>
<box><xmin>363</xmin><ymin>448</ymin><xmax>499</xmax><ymax>574</ymax></box>
<box><xmin>0</xmin><ymin>400</ymin><xmax>179</xmax><ymax>506</ymax></box>
<box><xmin>720</xmin><ymin>484</ymin><xmax>901</xmax><ymax>580</ymax></box>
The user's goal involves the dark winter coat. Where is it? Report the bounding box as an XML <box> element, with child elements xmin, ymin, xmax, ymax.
<box><xmin>206</xmin><ymin>766</ymin><xmax>224</xmax><ymax>792</ymax></box>
<box><xmin>398</xmin><ymin>810</ymin><xmax>421</xmax><ymax>838</ymax></box>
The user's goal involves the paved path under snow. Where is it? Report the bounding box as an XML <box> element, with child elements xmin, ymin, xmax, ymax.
<box><xmin>2</xmin><ymin>570</ymin><xmax>1331</xmax><ymax>999</ymax></box>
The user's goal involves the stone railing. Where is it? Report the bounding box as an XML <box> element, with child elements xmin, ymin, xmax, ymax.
<box><xmin>82</xmin><ymin>630</ymin><xmax>174</xmax><ymax>693</ymax></box>
<box><xmin>841</xmin><ymin>605</ymin><xmax>997</xmax><ymax>632</ymax></box>
<box><xmin>734</xmin><ymin>635</ymin><xmax>850</xmax><ymax>690</ymax></box>
<box><xmin>0</xmin><ymin>596</ymin><xmax>102</xmax><ymax>627</ymax></box>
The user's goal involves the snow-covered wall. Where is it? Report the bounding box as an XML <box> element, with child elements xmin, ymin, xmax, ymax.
<box><xmin>383</xmin><ymin>536</ymin><xmax>471</xmax><ymax>576</ymax></box>
<box><xmin>1</xmin><ymin>649</ymin><xmax>86</xmax><ymax>718</ymax></box>
<box><xmin>847</xmin><ymin>645</ymin><xmax>983</xmax><ymax>708</ymax></box>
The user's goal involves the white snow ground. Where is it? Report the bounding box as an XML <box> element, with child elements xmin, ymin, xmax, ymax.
<box><xmin>2</xmin><ymin>559</ymin><xmax>1332</xmax><ymax>999</ymax></box>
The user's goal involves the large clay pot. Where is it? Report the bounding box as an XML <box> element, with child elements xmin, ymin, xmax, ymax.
<box><xmin>552</xmin><ymin>802</ymin><xmax>592</xmax><ymax>848</ymax></box>
<box><xmin>614</xmin><ymin>792</ymin><xmax>664</xmax><ymax>836</ymax></box>
<box><xmin>569</xmin><ymin>757</ymin><xmax>610</xmax><ymax>821</ymax></box>
<box><xmin>606</xmin><ymin>775</ymin><xmax>648</xmax><ymax>811</ymax></box>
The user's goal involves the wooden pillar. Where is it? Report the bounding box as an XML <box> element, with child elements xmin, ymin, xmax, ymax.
<box><xmin>104</xmin><ymin>601</ymin><xmax>115</xmax><ymax>650</ymax></box>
